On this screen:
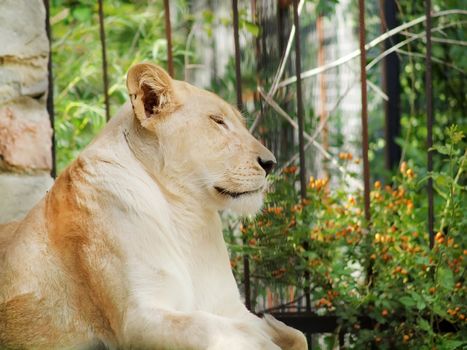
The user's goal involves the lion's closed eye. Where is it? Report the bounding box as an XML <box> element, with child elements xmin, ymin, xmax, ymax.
<box><xmin>209</xmin><ymin>115</ymin><xmax>228</xmax><ymax>129</ymax></box>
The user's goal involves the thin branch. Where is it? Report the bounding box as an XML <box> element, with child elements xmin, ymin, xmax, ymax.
<box><xmin>258</xmin><ymin>87</ymin><xmax>363</xmax><ymax>190</ymax></box>
<box><xmin>268</xmin><ymin>0</ymin><xmax>305</xmax><ymax>97</ymax></box>
<box><xmin>249</xmin><ymin>0</ymin><xmax>305</xmax><ymax>133</ymax></box>
<box><xmin>366</xmin><ymin>20</ymin><xmax>467</xmax><ymax>71</ymax></box>
<box><xmin>184</xmin><ymin>23</ymin><xmax>200</xmax><ymax>81</ymax></box>
<box><xmin>367</xmin><ymin>79</ymin><xmax>388</xmax><ymax>101</ymax></box>
<box><xmin>429</xmin><ymin>37</ymin><xmax>467</xmax><ymax>46</ymax></box>
<box><xmin>279</xmin><ymin>80</ymin><xmax>357</xmax><ymax>171</ymax></box>
<box><xmin>438</xmin><ymin>150</ymin><xmax>466</xmax><ymax>232</ymax></box>
<box><xmin>277</xmin><ymin>9</ymin><xmax>467</xmax><ymax>88</ymax></box>
<box><xmin>396</xmin><ymin>48</ymin><xmax>466</xmax><ymax>74</ymax></box>
<box><xmin>401</xmin><ymin>30</ymin><xmax>467</xmax><ymax>46</ymax></box>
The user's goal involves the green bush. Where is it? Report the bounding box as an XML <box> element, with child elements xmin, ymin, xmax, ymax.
<box><xmin>228</xmin><ymin>126</ymin><xmax>466</xmax><ymax>349</ymax></box>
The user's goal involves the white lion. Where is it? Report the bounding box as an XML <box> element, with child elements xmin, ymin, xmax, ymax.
<box><xmin>0</xmin><ymin>63</ymin><xmax>307</xmax><ymax>350</ymax></box>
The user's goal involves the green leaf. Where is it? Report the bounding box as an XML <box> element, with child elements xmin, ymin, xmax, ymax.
<box><xmin>418</xmin><ymin>318</ymin><xmax>432</xmax><ymax>333</ymax></box>
<box><xmin>242</xmin><ymin>20</ymin><xmax>260</xmax><ymax>37</ymax></box>
<box><xmin>302</xmin><ymin>251</ymin><xmax>319</xmax><ymax>259</ymax></box>
<box><xmin>400</xmin><ymin>296</ymin><xmax>416</xmax><ymax>308</ymax></box>
<box><xmin>439</xmin><ymin>339</ymin><xmax>466</xmax><ymax>350</ymax></box>
<box><xmin>430</xmin><ymin>144</ymin><xmax>452</xmax><ymax>155</ymax></box>
<box><xmin>437</xmin><ymin>267</ymin><xmax>455</xmax><ymax>290</ymax></box>
<box><xmin>72</xmin><ymin>7</ymin><xmax>92</xmax><ymax>22</ymax></box>
<box><xmin>433</xmin><ymin>303</ymin><xmax>448</xmax><ymax>318</ymax></box>
<box><xmin>432</xmin><ymin>173</ymin><xmax>453</xmax><ymax>188</ymax></box>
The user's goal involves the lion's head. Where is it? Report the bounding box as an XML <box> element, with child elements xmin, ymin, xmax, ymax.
<box><xmin>126</xmin><ymin>63</ymin><xmax>276</xmax><ymax>215</ymax></box>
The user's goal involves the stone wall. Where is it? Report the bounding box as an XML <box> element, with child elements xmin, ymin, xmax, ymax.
<box><xmin>0</xmin><ymin>0</ymin><xmax>53</xmax><ymax>223</ymax></box>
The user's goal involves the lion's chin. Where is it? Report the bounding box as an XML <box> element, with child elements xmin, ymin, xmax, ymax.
<box><xmin>226</xmin><ymin>191</ymin><xmax>264</xmax><ymax>216</ymax></box>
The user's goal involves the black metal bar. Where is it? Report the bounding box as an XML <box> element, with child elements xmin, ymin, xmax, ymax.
<box><xmin>43</xmin><ymin>0</ymin><xmax>56</xmax><ymax>178</ymax></box>
<box><xmin>358</xmin><ymin>0</ymin><xmax>371</xmax><ymax>224</ymax></box>
<box><xmin>381</xmin><ymin>0</ymin><xmax>401</xmax><ymax>171</ymax></box>
<box><xmin>271</xmin><ymin>313</ymin><xmax>457</xmax><ymax>334</ymax></box>
<box><xmin>232</xmin><ymin>0</ymin><xmax>250</xmax><ymax>310</ymax></box>
<box><xmin>163</xmin><ymin>0</ymin><xmax>174</xmax><ymax>77</ymax></box>
<box><xmin>425</xmin><ymin>0</ymin><xmax>435</xmax><ymax>248</ymax></box>
<box><xmin>98</xmin><ymin>0</ymin><xmax>110</xmax><ymax>122</ymax></box>
<box><xmin>292</xmin><ymin>0</ymin><xmax>310</xmax><ymax>317</ymax></box>
<box><xmin>271</xmin><ymin>313</ymin><xmax>338</xmax><ymax>333</ymax></box>
<box><xmin>292</xmin><ymin>0</ymin><xmax>307</xmax><ymax>201</ymax></box>
<box><xmin>242</xmin><ymin>250</ymin><xmax>251</xmax><ymax>310</ymax></box>
<box><xmin>232</xmin><ymin>0</ymin><xmax>243</xmax><ymax>112</ymax></box>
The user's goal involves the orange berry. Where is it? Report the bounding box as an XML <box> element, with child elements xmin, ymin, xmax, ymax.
<box><xmin>403</xmin><ymin>335</ymin><xmax>410</xmax><ymax>343</ymax></box>
<box><xmin>338</xmin><ymin>152</ymin><xmax>353</xmax><ymax>161</ymax></box>
<box><xmin>381</xmin><ymin>309</ymin><xmax>389</xmax><ymax>317</ymax></box>
<box><xmin>429</xmin><ymin>287</ymin><xmax>436</xmax><ymax>294</ymax></box>
<box><xmin>448</xmin><ymin>308</ymin><xmax>457</xmax><ymax>316</ymax></box>
<box><xmin>283</xmin><ymin>165</ymin><xmax>298</xmax><ymax>174</ymax></box>
<box><xmin>374</xmin><ymin>180</ymin><xmax>382</xmax><ymax>189</ymax></box>
<box><xmin>240</xmin><ymin>224</ymin><xmax>248</xmax><ymax>234</ymax></box>
<box><xmin>375</xmin><ymin>233</ymin><xmax>382</xmax><ymax>243</ymax></box>
<box><xmin>400</xmin><ymin>161</ymin><xmax>408</xmax><ymax>173</ymax></box>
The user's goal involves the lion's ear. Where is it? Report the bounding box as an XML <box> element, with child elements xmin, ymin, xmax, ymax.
<box><xmin>126</xmin><ymin>63</ymin><xmax>176</xmax><ymax>128</ymax></box>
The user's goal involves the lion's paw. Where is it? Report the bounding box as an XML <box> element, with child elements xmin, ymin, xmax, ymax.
<box><xmin>263</xmin><ymin>314</ymin><xmax>308</xmax><ymax>350</ymax></box>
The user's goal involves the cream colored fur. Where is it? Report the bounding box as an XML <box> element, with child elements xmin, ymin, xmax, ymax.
<box><xmin>0</xmin><ymin>63</ymin><xmax>307</xmax><ymax>350</ymax></box>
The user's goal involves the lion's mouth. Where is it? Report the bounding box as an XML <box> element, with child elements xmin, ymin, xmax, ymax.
<box><xmin>214</xmin><ymin>186</ymin><xmax>261</xmax><ymax>198</ymax></box>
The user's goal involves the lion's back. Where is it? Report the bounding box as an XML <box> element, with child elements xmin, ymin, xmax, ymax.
<box><xmin>0</xmin><ymin>220</ymin><xmax>21</xmax><ymax>253</ymax></box>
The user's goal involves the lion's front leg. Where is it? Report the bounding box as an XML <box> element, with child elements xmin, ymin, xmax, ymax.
<box><xmin>262</xmin><ymin>314</ymin><xmax>308</xmax><ymax>350</ymax></box>
<box><xmin>122</xmin><ymin>307</ymin><xmax>281</xmax><ymax>350</ymax></box>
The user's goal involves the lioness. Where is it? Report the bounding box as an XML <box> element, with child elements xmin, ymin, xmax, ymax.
<box><xmin>0</xmin><ymin>63</ymin><xmax>307</xmax><ymax>349</ymax></box>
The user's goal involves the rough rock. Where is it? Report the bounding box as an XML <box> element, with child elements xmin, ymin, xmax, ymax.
<box><xmin>0</xmin><ymin>0</ymin><xmax>49</xmax><ymax>104</ymax></box>
<box><xmin>0</xmin><ymin>0</ymin><xmax>52</xmax><ymax>222</ymax></box>
<box><xmin>0</xmin><ymin>0</ymin><xmax>48</xmax><ymax>58</ymax></box>
<box><xmin>0</xmin><ymin>98</ymin><xmax>52</xmax><ymax>171</ymax></box>
<box><xmin>0</xmin><ymin>173</ymin><xmax>53</xmax><ymax>223</ymax></box>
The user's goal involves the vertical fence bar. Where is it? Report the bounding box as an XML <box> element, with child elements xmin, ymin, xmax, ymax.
<box><xmin>358</xmin><ymin>0</ymin><xmax>371</xmax><ymax>224</ymax></box>
<box><xmin>232</xmin><ymin>0</ymin><xmax>244</xmax><ymax>112</ymax></box>
<box><xmin>97</xmin><ymin>0</ymin><xmax>110</xmax><ymax>122</ymax></box>
<box><xmin>317</xmin><ymin>15</ymin><xmax>328</xmax><ymax>177</ymax></box>
<box><xmin>163</xmin><ymin>0</ymin><xmax>174</xmax><ymax>78</ymax></box>
<box><xmin>232</xmin><ymin>0</ymin><xmax>250</xmax><ymax>311</ymax></box>
<box><xmin>250</xmin><ymin>0</ymin><xmax>264</xmax><ymax>135</ymax></box>
<box><xmin>425</xmin><ymin>0</ymin><xmax>435</xmax><ymax>248</ymax></box>
<box><xmin>292</xmin><ymin>0</ymin><xmax>307</xmax><ymax>201</ymax></box>
<box><xmin>292</xmin><ymin>0</ymin><xmax>310</xmax><ymax>315</ymax></box>
<box><xmin>43</xmin><ymin>0</ymin><xmax>56</xmax><ymax>178</ymax></box>
<box><xmin>381</xmin><ymin>0</ymin><xmax>401</xmax><ymax>171</ymax></box>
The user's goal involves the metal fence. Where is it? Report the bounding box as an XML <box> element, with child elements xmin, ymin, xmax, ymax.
<box><xmin>43</xmin><ymin>0</ymin><xmax>439</xmax><ymax>347</ymax></box>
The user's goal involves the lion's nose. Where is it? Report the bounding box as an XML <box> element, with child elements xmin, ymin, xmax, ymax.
<box><xmin>257</xmin><ymin>156</ymin><xmax>276</xmax><ymax>176</ymax></box>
